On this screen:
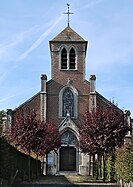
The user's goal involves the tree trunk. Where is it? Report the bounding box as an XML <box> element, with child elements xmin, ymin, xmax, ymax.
<box><xmin>96</xmin><ymin>154</ymin><xmax>100</xmax><ymax>180</ymax></box>
<box><xmin>46</xmin><ymin>154</ymin><xmax>48</xmax><ymax>176</ymax></box>
<box><xmin>99</xmin><ymin>155</ymin><xmax>102</xmax><ymax>179</ymax></box>
<box><xmin>28</xmin><ymin>150</ymin><xmax>31</xmax><ymax>181</ymax></box>
<box><xmin>110</xmin><ymin>153</ymin><xmax>116</xmax><ymax>182</ymax></box>
<box><xmin>88</xmin><ymin>155</ymin><xmax>91</xmax><ymax>176</ymax></box>
<box><xmin>41</xmin><ymin>155</ymin><xmax>46</xmax><ymax>175</ymax></box>
<box><xmin>92</xmin><ymin>154</ymin><xmax>95</xmax><ymax>178</ymax></box>
<box><xmin>36</xmin><ymin>154</ymin><xmax>39</xmax><ymax>177</ymax></box>
<box><xmin>103</xmin><ymin>153</ymin><xmax>106</xmax><ymax>182</ymax></box>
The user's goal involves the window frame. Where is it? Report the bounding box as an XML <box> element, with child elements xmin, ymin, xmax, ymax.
<box><xmin>69</xmin><ymin>48</ymin><xmax>76</xmax><ymax>70</ymax></box>
<box><xmin>59</xmin><ymin>46</ymin><xmax>77</xmax><ymax>70</ymax></box>
<box><xmin>62</xmin><ymin>88</ymin><xmax>74</xmax><ymax>117</ymax></box>
<box><xmin>61</xmin><ymin>48</ymin><xmax>67</xmax><ymax>69</ymax></box>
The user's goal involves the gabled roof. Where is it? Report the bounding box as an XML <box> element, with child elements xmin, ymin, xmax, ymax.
<box><xmin>51</xmin><ymin>26</ymin><xmax>86</xmax><ymax>42</ymax></box>
<box><xmin>96</xmin><ymin>91</ymin><xmax>123</xmax><ymax>113</ymax></box>
<box><xmin>58</xmin><ymin>114</ymin><xmax>79</xmax><ymax>136</ymax></box>
<box><xmin>13</xmin><ymin>92</ymin><xmax>40</xmax><ymax>111</ymax></box>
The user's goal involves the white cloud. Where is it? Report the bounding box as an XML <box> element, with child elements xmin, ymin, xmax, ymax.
<box><xmin>73</xmin><ymin>0</ymin><xmax>104</xmax><ymax>11</ymax></box>
<box><xmin>83</xmin><ymin>0</ymin><xmax>104</xmax><ymax>9</ymax></box>
<box><xmin>0</xmin><ymin>94</ymin><xmax>17</xmax><ymax>103</ymax></box>
<box><xmin>0</xmin><ymin>22</ymin><xmax>50</xmax><ymax>62</ymax></box>
<box><xmin>0</xmin><ymin>85</ymin><xmax>39</xmax><ymax>106</ymax></box>
<box><xmin>0</xmin><ymin>20</ymin><xmax>58</xmax><ymax>84</ymax></box>
<box><xmin>17</xmin><ymin>15</ymin><xmax>64</xmax><ymax>61</ymax></box>
<box><xmin>0</xmin><ymin>72</ymin><xmax>8</xmax><ymax>85</ymax></box>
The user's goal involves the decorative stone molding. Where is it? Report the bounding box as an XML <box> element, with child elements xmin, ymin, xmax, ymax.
<box><xmin>89</xmin><ymin>75</ymin><xmax>96</xmax><ymax>93</ymax></box>
<box><xmin>40</xmin><ymin>74</ymin><xmax>47</xmax><ymax>122</ymax></box>
<box><xmin>40</xmin><ymin>74</ymin><xmax>47</xmax><ymax>92</ymax></box>
<box><xmin>59</xmin><ymin>115</ymin><xmax>79</xmax><ymax>139</ymax></box>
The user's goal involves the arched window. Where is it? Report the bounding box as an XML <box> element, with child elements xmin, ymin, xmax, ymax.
<box><xmin>69</xmin><ymin>48</ymin><xmax>76</xmax><ymax>69</ymax></box>
<box><xmin>59</xmin><ymin>85</ymin><xmax>78</xmax><ymax>118</ymax></box>
<box><xmin>62</xmin><ymin>88</ymin><xmax>74</xmax><ymax>117</ymax></box>
<box><xmin>60</xmin><ymin>47</ymin><xmax>76</xmax><ymax>70</ymax></box>
<box><xmin>61</xmin><ymin>131</ymin><xmax>77</xmax><ymax>145</ymax></box>
<box><xmin>61</xmin><ymin>48</ymin><xmax>67</xmax><ymax>69</ymax></box>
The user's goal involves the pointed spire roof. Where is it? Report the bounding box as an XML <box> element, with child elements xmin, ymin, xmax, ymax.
<box><xmin>51</xmin><ymin>26</ymin><xmax>86</xmax><ymax>42</ymax></box>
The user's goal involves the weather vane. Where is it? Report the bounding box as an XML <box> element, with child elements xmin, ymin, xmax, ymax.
<box><xmin>64</xmin><ymin>3</ymin><xmax>74</xmax><ymax>26</ymax></box>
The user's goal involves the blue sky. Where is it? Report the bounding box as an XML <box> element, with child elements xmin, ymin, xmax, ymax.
<box><xmin>0</xmin><ymin>0</ymin><xmax>133</xmax><ymax>116</ymax></box>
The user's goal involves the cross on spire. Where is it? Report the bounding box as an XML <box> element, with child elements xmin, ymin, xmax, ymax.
<box><xmin>64</xmin><ymin>3</ymin><xmax>73</xmax><ymax>27</ymax></box>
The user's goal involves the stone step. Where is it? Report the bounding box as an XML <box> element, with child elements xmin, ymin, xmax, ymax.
<box><xmin>13</xmin><ymin>183</ymin><xmax>120</xmax><ymax>187</ymax></box>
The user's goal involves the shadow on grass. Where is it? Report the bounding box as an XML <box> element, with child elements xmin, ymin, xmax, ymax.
<box><xmin>13</xmin><ymin>175</ymin><xmax>119</xmax><ymax>186</ymax></box>
<box><xmin>35</xmin><ymin>175</ymin><xmax>73</xmax><ymax>184</ymax></box>
<box><xmin>20</xmin><ymin>175</ymin><xmax>75</xmax><ymax>185</ymax></box>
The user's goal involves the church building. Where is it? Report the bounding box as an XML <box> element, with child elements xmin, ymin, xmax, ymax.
<box><xmin>6</xmin><ymin>8</ymin><xmax>132</xmax><ymax>176</ymax></box>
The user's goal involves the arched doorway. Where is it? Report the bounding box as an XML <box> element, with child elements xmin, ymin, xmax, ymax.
<box><xmin>59</xmin><ymin>131</ymin><xmax>78</xmax><ymax>171</ymax></box>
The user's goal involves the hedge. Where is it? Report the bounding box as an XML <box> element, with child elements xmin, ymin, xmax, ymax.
<box><xmin>115</xmin><ymin>142</ymin><xmax>133</xmax><ymax>184</ymax></box>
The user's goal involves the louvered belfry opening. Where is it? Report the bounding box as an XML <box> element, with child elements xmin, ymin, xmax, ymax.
<box><xmin>61</xmin><ymin>48</ymin><xmax>67</xmax><ymax>69</ymax></box>
<box><xmin>69</xmin><ymin>48</ymin><xmax>75</xmax><ymax>69</ymax></box>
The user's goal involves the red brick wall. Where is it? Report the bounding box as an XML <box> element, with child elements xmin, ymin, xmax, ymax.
<box><xmin>50</xmin><ymin>42</ymin><xmax>87</xmax><ymax>82</ymax></box>
<box><xmin>46</xmin><ymin>79</ymin><xmax>90</xmax><ymax>126</ymax></box>
<box><xmin>13</xmin><ymin>93</ymin><xmax>41</xmax><ymax>121</ymax></box>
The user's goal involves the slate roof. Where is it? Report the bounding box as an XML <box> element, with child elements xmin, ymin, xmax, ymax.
<box><xmin>51</xmin><ymin>26</ymin><xmax>86</xmax><ymax>42</ymax></box>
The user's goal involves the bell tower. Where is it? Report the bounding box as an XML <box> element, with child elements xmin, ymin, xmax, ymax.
<box><xmin>49</xmin><ymin>26</ymin><xmax>88</xmax><ymax>84</ymax></box>
<box><xmin>49</xmin><ymin>5</ymin><xmax>88</xmax><ymax>85</ymax></box>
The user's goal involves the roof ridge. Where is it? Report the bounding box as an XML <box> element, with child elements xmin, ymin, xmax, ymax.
<box><xmin>51</xmin><ymin>26</ymin><xmax>86</xmax><ymax>42</ymax></box>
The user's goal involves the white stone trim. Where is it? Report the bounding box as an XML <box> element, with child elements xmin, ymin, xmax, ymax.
<box><xmin>59</xmin><ymin>117</ymin><xmax>79</xmax><ymax>139</ymax></box>
<box><xmin>68</xmin><ymin>45</ymin><xmax>77</xmax><ymax>70</ymax></box>
<box><xmin>40</xmin><ymin>92</ymin><xmax>47</xmax><ymax>123</ymax></box>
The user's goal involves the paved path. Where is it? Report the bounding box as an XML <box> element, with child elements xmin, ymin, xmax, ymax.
<box><xmin>13</xmin><ymin>176</ymin><xmax>120</xmax><ymax>187</ymax></box>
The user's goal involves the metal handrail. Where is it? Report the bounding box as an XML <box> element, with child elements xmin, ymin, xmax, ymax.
<box><xmin>10</xmin><ymin>169</ymin><xmax>19</xmax><ymax>187</ymax></box>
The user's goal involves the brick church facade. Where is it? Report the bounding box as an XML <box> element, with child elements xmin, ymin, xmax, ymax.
<box><xmin>6</xmin><ymin>25</ymin><xmax>131</xmax><ymax>175</ymax></box>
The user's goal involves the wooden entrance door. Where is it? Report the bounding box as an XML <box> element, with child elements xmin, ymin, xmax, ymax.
<box><xmin>60</xmin><ymin>147</ymin><xmax>76</xmax><ymax>171</ymax></box>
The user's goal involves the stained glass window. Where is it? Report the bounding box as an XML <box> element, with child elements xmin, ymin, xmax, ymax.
<box><xmin>62</xmin><ymin>88</ymin><xmax>74</xmax><ymax>117</ymax></box>
<box><xmin>61</xmin><ymin>131</ymin><xmax>77</xmax><ymax>145</ymax></box>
